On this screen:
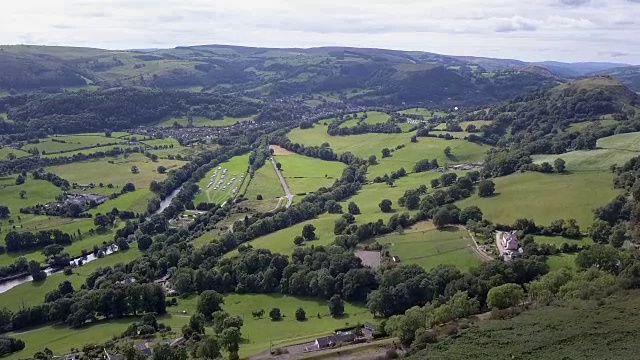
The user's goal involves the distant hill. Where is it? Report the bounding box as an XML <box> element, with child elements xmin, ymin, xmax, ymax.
<box><xmin>592</xmin><ymin>66</ymin><xmax>640</xmax><ymax>92</ymax></box>
<box><xmin>0</xmin><ymin>44</ymin><xmax>635</xmax><ymax>106</ymax></box>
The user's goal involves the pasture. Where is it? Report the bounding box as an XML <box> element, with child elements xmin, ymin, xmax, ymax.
<box><xmin>597</xmin><ymin>131</ymin><xmax>640</xmax><ymax>152</ymax></box>
<box><xmin>287</xmin><ymin>124</ymin><xmax>489</xmax><ymax>178</ymax></box>
<box><xmin>21</xmin><ymin>134</ymin><xmax>124</xmax><ymax>155</ymax></box>
<box><xmin>339</xmin><ymin>111</ymin><xmax>391</xmax><ymax>128</ymax></box>
<box><xmin>0</xmin><ymin>249</ymin><xmax>142</xmax><ymax>312</ymax></box>
<box><xmin>367</xmin><ymin>224</ymin><xmax>482</xmax><ymax>272</ymax></box>
<box><xmin>457</xmin><ymin>172</ymin><xmax>619</xmax><ymax>229</ymax></box>
<box><xmin>156</xmin><ymin>115</ymin><xmax>254</xmax><ymax>127</ymax></box>
<box><xmin>0</xmin><ymin>147</ymin><xmax>30</xmax><ymax>159</ymax></box>
<box><xmin>194</xmin><ymin>153</ymin><xmax>250</xmax><ymax>205</ymax></box>
<box><xmin>243</xmin><ymin>164</ymin><xmax>284</xmax><ymax>201</ymax></box>
<box><xmin>47</xmin><ymin>153</ymin><xmax>184</xmax><ymax>192</ymax></box>
<box><xmin>167</xmin><ymin>293</ymin><xmax>376</xmax><ymax>358</ymax></box>
<box><xmin>275</xmin><ymin>153</ymin><xmax>346</xmax><ymax>195</ymax></box>
<box><xmin>566</xmin><ymin>119</ymin><xmax>619</xmax><ymax>133</ymax></box>
<box><xmin>399</xmin><ymin>108</ymin><xmax>448</xmax><ymax>118</ymax></box>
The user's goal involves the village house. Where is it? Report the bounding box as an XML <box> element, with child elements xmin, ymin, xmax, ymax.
<box><xmin>497</xmin><ymin>231</ymin><xmax>523</xmax><ymax>260</ymax></box>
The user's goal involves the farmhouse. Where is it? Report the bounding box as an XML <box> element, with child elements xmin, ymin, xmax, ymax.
<box><xmin>497</xmin><ymin>231</ymin><xmax>523</xmax><ymax>261</ymax></box>
<box><xmin>311</xmin><ymin>332</ymin><xmax>356</xmax><ymax>350</ymax></box>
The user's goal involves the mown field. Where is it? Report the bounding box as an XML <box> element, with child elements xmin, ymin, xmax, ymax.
<box><xmin>411</xmin><ymin>291</ymin><xmax>640</xmax><ymax>360</ymax></box>
<box><xmin>0</xmin><ymin>249</ymin><xmax>142</xmax><ymax>311</ymax></box>
<box><xmin>399</xmin><ymin>108</ymin><xmax>448</xmax><ymax>118</ymax></box>
<box><xmin>275</xmin><ymin>153</ymin><xmax>346</xmax><ymax>195</ymax></box>
<box><xmin>5</xmin><ymin>292</ymin><xmax>374</xmax><ymax>360</ymax></box>
<box><xmin>366</xmin><ymin>224</ymin><xmax>482</xmax><ymax>272</ymax></box>
<box><xmin>21</xmin><ymin>134</ymin><xmax>126</xmax><ymax>155</ymax></box>
<box><xmin>243</xmin><ymin>164</ymin><xmax>283</xmax><ymax>201</ymax></box>
<box><xmin>339</xmin><ymin>111</ymin><xmax>391</xmax><ymax>128</ymax></box>
<box><xmin>194</xmin><ymin>153</ymin><xmax>250</xmax><ymax>205</ymax></box>
<box><xmin>458</xmin><ymin>172</ymin><xmax>618</xmax><ymax>229</ymax></box>
<box><xmin>0</xmin><ymin>147</ymin><xmax>30</xmax><ymax>159</ymax></box>
<box><xmin>156</xmin><ymin>115</ymin><xmax>254</xmax><ymax>127</ymax></box>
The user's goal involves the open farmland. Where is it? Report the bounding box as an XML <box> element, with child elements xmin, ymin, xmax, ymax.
<box><xmin>21</xmin><ymin>134</ymin><xmax>126</xmax><ymax>155</ymax></box>
<box><xmin>457</xmin><ymin>172</ymin><xmax>619</xmax><ymax>229</ymax></box>
<box><xmin>287</xmin><ymin>123</ymin><xmax>489</xmax><ymax>178</ymax></box>
<box><xmin>194</xmin><ymin>153</ymin><xmax>250</xmax><ymax>205</ymax></box>
<box><xmin>339</xmin><ymin>111</ymin><xmax>391</xmax><ymax>128</ymax></box>
<box><xmin>167</xmin><ymin>293</ymin><xmax>376</xmax><ymax>358</ymax></box>
<box><xmin>0</xmin><ymin>147</ymin><xmax>30</xmax><ymax>159</ymax></box>
<box><xmin>400</xmin><ymin>108</ymin><xmax>448</xmax><ymax>118</ymax></box>
<box><xmin>244</xmin><ymin>163</ymin><xmax>284</xmax><ymax>201</ymax></box>
<box><xmin>367</xmin><ymin>224</ymin><xmax>482</xmax><ymax>272</ymax></box>
<box><xmin>275</xmin><ymin>153</ymin><xmax>346</xmax><ymax>195</ymax></box>
<box><xmin>156</xmin><ymin>115</ymin><xmax>254</xmax><ymax>127</ymax></box>
<box><xmin>47</xmin><ymin>153</ymin><xmax>185</xmax><ymax>193</ymax></box>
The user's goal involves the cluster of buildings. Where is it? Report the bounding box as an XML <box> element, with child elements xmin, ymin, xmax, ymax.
<box><xmin>497</xmin><ymin>231</ymin><xmax>523</xmax><ymax>261</ymax></box>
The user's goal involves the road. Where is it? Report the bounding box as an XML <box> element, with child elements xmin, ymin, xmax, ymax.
<box><xmin>464</xmin><ymin>227</ymin><xmax>494</xmax><ymax>262</ymax></box>
<box><xmin>270</xmin><ymin>157</ymin><xmax>294</xmax><ymax>208</ymax></box>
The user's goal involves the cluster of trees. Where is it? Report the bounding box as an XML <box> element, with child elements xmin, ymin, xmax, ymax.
<box><xmin>413</xmin><ymin>158</ymin><xmax>440</xmax><ymax>173</ymax></box>
<box><xmin>32</xmin><ymin>169</ymin><xmax>71</xmax><ymax>189</ymax></box>
<box><xmin>372</xmin><ymin>168</ymin><xmax>408</xmax><ymax>185</ymax></box>
<box><xmin>521</xmin><ymin>158</ymin><xmax>566</xmax><ymax>174</ymax></box>
<box><xmin>0</xmin><ymin>336</ymin><xmax>25</xmax><ymax>357</ymax></box>
<box><xmin>4</xmin><ymin>229</ymin><xmax>72</xmax><ymax>253</ymax></box>
<box><xmin>0</xmin><ymin>89</ymin><xmax>260</xmax><ymax>134</ymax></box>
<box><xmin>327</xmin><ymin>120</ymin><xmax>401</xmax><ymax>136</ymax></box>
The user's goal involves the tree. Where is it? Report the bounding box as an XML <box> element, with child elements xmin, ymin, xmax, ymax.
<box><xmin>433</xmin><ymin>208</ymin><xmax>453</xmax><ymax>229</ymax></box>
<box><xmin>379</xmin><ymin>199</ymin><xmax>393</xmax><ymax>213</ymax></box>
<box><xmin>575</xmin><ymin>244</ymin><xmax>622</xmax><ymax>274</ymax></box>
<box><xmin>328</xmin><ymin>295</ymin><xmax>345</xmax><ymax>318</ymax></box>
<box><xmin>444</xmin><ymin>146</ymin><xmax>452</xmax><ymax>157</ymax></box>
<box><xmin>554</xmin><ymin>158</ymin><xmax>566</xmax><ymax>173</ymax></box>
<box><xmin>196</xmin><ymin>336</ymin><xmax>221</xmax><ymax>359</ymax></box>
<box><xmin>0</xmin><ymin>206</ymin><xmax>9</xmax><ymax>219</ymax></box>
<box><xmin>368</xmin><ymin>155</ymin><xmax>377</xmax><ymax>165</ymax></box>
<box><xmin>459</xmin><ymin>206</ymin><xmax>483</xmax><ymax>224</ymax></box>
<box><xmin>302</xmin><ymin>224</ymin><xmax>316</xmax><ymax>241</ymax></box>
<box><xmin>269</xmin><ymin>308</ymin><xmax>282</xmax><ymax>321</ymax></box>
<box><xmin>6</xmin><ymin>153</ymin><xmax>16</xmax><ymax>161</ymax></box>
<box><xmin>157</xmin><ymin>166</ymin><xmax>167</xmax><ymax>174</ymax></box>
<box><xmin>221</xmin><ymin>327</ymin><xmax>242</xmax><ymax>359</ymax></box>
<box><xmin>588</xmin><ymin>220</ymin><xmax>612</xmax><ymax>244</ymax></box>
<box><xmin>188</xmin><ymin>313</ymin><xmax>206</xmax><ymax>334</ymax></box>
<box><xmin>94</xmin><ymin>214</ymin><xmax>111</xmax><ymax>229</ymax></box>
<box><xmin>348</xmin><ymin>202</ymin><xmax>361</xmax><ymax>215</ymax></box>
<box><xmin>198</xmin><ymin>290</ymin><xmax>225</xmax><ymax>317</ymax></box>
<box><xmin>381</xmin><ymin>148</ymin><xmax>391</xmax><ymax>158</ymax></box>
<box><xmin>487</xmin><ymin>283</ymin><xmax>525</xmax><ymax>309</ymax></box>
<box><xmin>293</xmin><ymin>236</ymin><xmax>304</xmax><ymax>246</ymax></box>
<box><xmin>276</xmin><ymin>162</ymin><xmax>282</xmax><ymax>170</ymax></box>
<box><xmin>19</xmin><ymin>190</ymin><xmax>26</xmax><ymax>199</ymax></box>
<box><xmin>123</xmin><ymin>183</ymin><xmax>136</xmax><ymax>192</ymax></box>
<box><xmin>131</xmin><ymin>166</ymin><xmax>139</xmax><ymax>174</ymax></box>
<box><xmin>609</xmin><ymin>223</ymin><xmax>628</xmax><ymax>248</ymax></box>
<box><xmin>295</xmin><ymin>307</ymin><xmax>306</xmax><ymax>321</ymax></box>
<box><xmin>430</xmin><ymin>178</ymin><xmax>440</xmax><ymax>188</ymax></box>
<box><xmin>477</xmin><ymin>179</ymin><xmax>495</xmax><ymax>197</ymax></box>
<box><xmin>138</xmin><ymin>235</ymin><xmax>153</xmax><ymax>251</ymax></box>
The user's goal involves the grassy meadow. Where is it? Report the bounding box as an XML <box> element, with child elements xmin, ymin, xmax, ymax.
<box><xmin>243</xmin><ymin>164</ymin><xmax>284</xmax><ymax>201</ymax></box>
<box><xmin>21</xmin><ymin>134</ymin><xmax>124</xmax><ymax>155</ymax></box>
<box><xmin>0</xmin><ymin>147</ymin><xmax>30</xmax><ymax>159</ymax></box>
<box><xmin>167</xmin><ymin>293</ymin><xmax>376</xmax><ymax>358</ymax></box>
<box><xmin>399</xmin><ymin>108</ymin><xmax>448</xmax><ymax>118</ymax></box>
<box><xmin>339</xmin><ymin>111</ymin><xmax>391</xmax><ymax>128</ymax></box>
<box><xmin>275</xmin><ymin>153</ymin><xmax>346</xmax><ymax>195</ymax></box>
<box><xmin>194</xmin><ymin>153</ymin><xmax>250</xmax><ymax>205</ymax></box>
<box><xmin>458</xmin><ymin>172</ymin><xmax>619</xmax><ymax>229</ymax></box>
<box><xmin>367</xmin><ymin>224</ymin><xmax>482</xmax><ymax>272</ymax></box>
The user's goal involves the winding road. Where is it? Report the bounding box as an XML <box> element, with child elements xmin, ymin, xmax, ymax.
<box><xmin>270</xmin><ymin>157</ymin><xmax>294</xmax><ymax>208</ymax></box>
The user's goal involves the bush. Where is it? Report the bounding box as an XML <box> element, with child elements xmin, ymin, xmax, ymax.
<box><xmin>295</xmin><ymin>308</ymin><xmax>306</xmax><ymax>321</ymax></box>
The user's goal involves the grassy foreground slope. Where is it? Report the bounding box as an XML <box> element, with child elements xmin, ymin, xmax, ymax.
<box><xmin>409</xmin><ymin>292</ymin><xmax>640</xmax><ymax>360</ymax></box>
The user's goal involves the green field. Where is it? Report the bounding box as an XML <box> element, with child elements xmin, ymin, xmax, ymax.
<box><xmin>546</xmin><ymin>253</ymin><xmax>578</xmax><ymax>271</ymax></box>
<box><xmin>458</xmin><ymin>172</ymin><xmax>619</xmax><ymax>229</ymax></box>
<box><xmin>21</xmin><ymin>134</ymin><xmax>124</xmax><ymax>155</ymax></box>
<box><xmin>194</xmin><ymin>153</ymin><xmax>250</xmax><ymax>205</ymax></box>
<box><xmin>40</xmin><ymin>144</ymin><xmax>141</xmax><ymax>159</ymax></box>
<box><xmin>287</xmin><ymin>124</ymin><xmax>489</xmax><ymax>178</ymax></box>
<box><xmin>157</xmin><ymin>115</ymin><xmax>254</xmax><ymax>127</ymax></box>
<box><xmin>244</xmin><ymin>164</ymin><xmax>284</xmax><ymax>201</ymax></box>
<box><xmin>534</xmin><ymin>235</ymin><xmax>591</xmax><ymax>247</ymax></box>
<box><xmin>275</xmin><ymin>153</ymin><xmax>346</xmax><ymax>195</ymax></box>
<box><xmin>339</xmin><ymin>111</ymin><xmax>391</xmax><ymax>128</ymax></box>
<box><xmin>597</xmin><ymin>131</ymin><xmax>640</xmax><ymax>152</ymax></box>
<box><xmin>167</xmin><ymin>293</ymin><xmax>376</xmax><ymax>358</ymax></box>
<box><xmin>399</xmin><ymin>108</ymin><xmax>447</xmax><ymax>118</ymax></box>
<box><xmin>47</xmin><ymin>153</ymin><xmax>184</xmax><ymax>192</ymax></box>
<box><xmin>0</xmin><ymin>249</ymin><xmax>143</xmax><ymax>311</ymax></box>
<box><xmin>566</xmin><ymin>119</ymin><xmax>619</xmax><ymax>133</ymax></box>
<box><xmin>4</xmin><ymin>291</ymin><xmax>374</xmax><ymax>360</ymax></box>
<box><xmin>368</xmin><ymin>224</ymin><xmax>482</xmax><ymax>272</ymax></box>
<box><xmin>0</xmin><ymin>147</ymin><xmax>30</xmax><ymax>159</ymax></box>
<box><xmin>225</xmin><ymin>214</ymin><xmax>341</xmax><ymax>258</ymax></box>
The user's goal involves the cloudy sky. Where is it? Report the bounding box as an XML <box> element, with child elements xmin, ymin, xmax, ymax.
<box><xmin>2</xmin><ymin>0</ymin><xmax>639</xmax><ymax>63</ymax></box>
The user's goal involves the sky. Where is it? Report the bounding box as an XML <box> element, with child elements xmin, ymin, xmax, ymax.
<box><xmin>1</xmin><ymin>0</ymin><xmax>639</xmax><ymax>64</ymax></box>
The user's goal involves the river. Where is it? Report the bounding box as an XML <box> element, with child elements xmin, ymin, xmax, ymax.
<box><xmin>0</xmin><ymin>187</ymin><xmax>182</xmax><ymax>294</ymax></box>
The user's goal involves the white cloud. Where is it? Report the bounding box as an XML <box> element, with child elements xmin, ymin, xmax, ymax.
<box><xmin>0</xmin><ymin>0</ymin><xmax>638</xmax><ymax>63</ymax></box>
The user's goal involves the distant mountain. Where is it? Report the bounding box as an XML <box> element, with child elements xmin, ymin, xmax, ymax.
<box><xmin>535</xmin><ymin>61</ymin><xmax>631</xmax><ymax>78</ymax></box>
<box><xmin>591</xmin><ymin>66</ymin><xmax>640</xmax><ymax>92</ymax></box>
<box><xmin>0</xmin><ymin>44</ymin><xmax>633</xmax><ymax>105</ymax></box>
